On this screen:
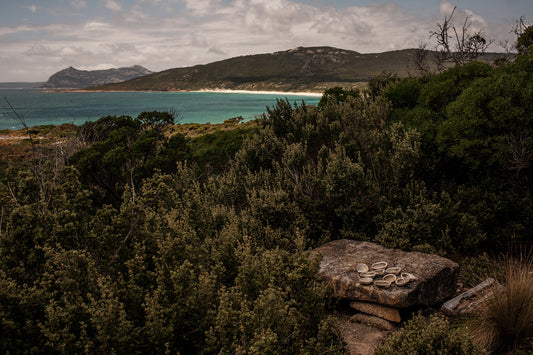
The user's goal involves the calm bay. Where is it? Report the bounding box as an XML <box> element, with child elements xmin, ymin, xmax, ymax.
<box><xmin>0</xmin><ymin>89</ymin><xmax>321</xmax><ymax>130</ymax></box>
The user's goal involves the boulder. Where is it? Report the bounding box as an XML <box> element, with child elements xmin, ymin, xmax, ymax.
<box><xmin>312</xmin><ymin>239</ymin><xmax>459</xmax><ymax>308</ymax></box>
<box><xmin>441</xmin><ymin>278</ymin><xmax>503</xmax><ymax>316</ymax></box>
<box><xmin>350</xmin><ymin>313</ymin><xmax>396</xmax><ymax>331</ymax></box>
<box><xmin>350</xmin><ymin>301</ymin><xmax>401</xmax><ymax>323</ymax></box>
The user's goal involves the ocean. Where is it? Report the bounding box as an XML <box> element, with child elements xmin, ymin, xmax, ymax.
<box><xmin>0</xmin><ymin>89</ymin><xmax>321</xmax><ymax>130</ymax></box>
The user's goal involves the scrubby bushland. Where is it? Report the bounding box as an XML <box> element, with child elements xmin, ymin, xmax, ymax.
<box><xmin>374</xmin><ymin>312</ymin><xmax>486</xmax><ymax>355</ymax></box>
<box><xmin>0</xmin><ymin>28</ymin><xmax>532</xmax><ymax>353</ymax></box>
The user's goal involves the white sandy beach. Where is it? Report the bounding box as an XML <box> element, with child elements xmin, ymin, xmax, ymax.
<box><xmin>61</xmin><ymin>88</ymin><xmax>323</xmax><ymax>97</ymax></box>
<box><xmin>192</xmin><ymin>89</ymin><xmax>323</xmax><ymax>97</ymax></box>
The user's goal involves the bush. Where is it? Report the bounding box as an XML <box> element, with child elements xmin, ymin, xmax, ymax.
<box><xmin>374</xmin><ymin>312</ymin><xmax>486</xmax><ymax>355</ymax></box>
<box><xmin>459</xmin><ymin>253</ymin><xmax>504</xmax><ymax>288</ymax></box>
<box><xmin>471</xmin><ymin>254</ymin><xmax>533</xmax><ymax>353</ymax></box>
<box><xmin>383</xmin><ymin>77</ymin><xmax>422</xmax><ymax>109</ymax></box>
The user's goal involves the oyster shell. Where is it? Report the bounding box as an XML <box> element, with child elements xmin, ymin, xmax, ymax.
<box><xmin>401</xmin><ymin>273</ymin><xmax>417</xmax><ymax>281</ymax></box>
<box><xmin>374</xmin><ymin>268</ymin><xmax>386</xmax><ymax>275</ymax></box>
<box><xmin>359</xmin><ymin>277</ymin><xmax>373</xmax><ymax>285</ymax></box>
<box><xmin>374</xmin><ymin>279</ymin><xmax>391</xmax><ymax>288</ymax></box>
<box><xmin>371</xmin><ymin>261</ymin><xmax>388</xmax><ymax>270</ymax></box>
<box><xmin>360</xmin><ymin>271</ymin><xmax>376</xmax><ymax>278</ymax></box>
<box><xmin>395</xmin><ymin>277</ymin><xmax>409</xmax><ymax>286</ymax></box>
<box><xmin>385</xmin><ymin>266</ymin><xmax>401</xmax><ymax>274</ymax></box>
<box><xmin>356</xmin><ymin>263</ymin><xmax>369</xmax><ymax>273</ymax></box>
<box><xmin>382</xmin><ymin>274</ymin><xmax>397</xmax><ymax>282</ymax></box>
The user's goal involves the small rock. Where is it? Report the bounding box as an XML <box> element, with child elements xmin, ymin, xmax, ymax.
<box><xmin>350</xmin><ymin>301</ymin><xmax>401</xmax><ymax>323</ymax></box>
<box><xmin>441</xmin><ymin>278</ymin><xmax>504</xmax><ymax>316</ymax></box>
<box><xmin>312</xmin><ymin>239</ymin><xmax>459</xmax><ymax>308</ymax></box>
<box><xmin>350</xmin><ymin>313</ymin><xmax>396</xmax><ymax>331</ymax></box>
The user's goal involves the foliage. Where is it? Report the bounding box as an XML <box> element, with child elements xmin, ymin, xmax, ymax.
<box><xmin>471</xmin><ymin>254</ymin><xmax>533</xmax><ymax>353</ymax></box>
<box><xmin>1</xmin><ymin>44</ymin><xmax>532</xmax><ymax>352</ymax></box>
<box><xmin>367</xmin><ymin>72</ymin><xmax>400</xmax><ymax>99</ymax></box>
<box><xmin>374</xmin><ymin>312</ymin><xmax>486</xmax><ymax>355</ymax></box>
<box><xmin>317</xmin><ymin>86</ymin><xmax>360</xmax><ymax>109</ymax></box>
<box><xmin>383</xmin><ymin>77</ymin><xmax>421</xmax><ymax>109</ymax></box>
<box><xmin>516</xmin><ymin>24</ymin><xmax>533</xmax><ymax>55</ymax></box>
<box><xmin>459</xmin><ymin>253</ymin><xmax>504</xmax><ymax>288</ymax></box>
<box><xmin>70</xmin><ymin>111</ymin><xmax>186</xmax><ymax>206</ymax></box>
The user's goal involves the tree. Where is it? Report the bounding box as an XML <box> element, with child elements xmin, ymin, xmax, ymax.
<box><xmin>414</xmin><ymin>6</ymin><xmax>492</xmax><ymax>73</ymax></box>
<box><xmin>317</xmin><ymin>87</ymin><xmax>360</xmax><ymax>109</ymax></box>
<box><xmin>500</xmin><ymin>17</ymin><xmax>532</xmax><ymax>55</ymax></box>
<box><xmin>516</xmin><ymin>24</ymin><xmax>533</xmax><ymax>55</ymax></box>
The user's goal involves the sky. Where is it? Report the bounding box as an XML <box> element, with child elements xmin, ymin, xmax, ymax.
<box><xmin>0</xmin><ymin>0</ymin><xmax>531</xmax><ymax>82</ymax></box>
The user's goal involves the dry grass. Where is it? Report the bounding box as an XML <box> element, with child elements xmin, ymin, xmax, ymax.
<box><xmin>471</xmin><ymin>252</ymin><xmax>533</xmax><ymax>353</ymax></box>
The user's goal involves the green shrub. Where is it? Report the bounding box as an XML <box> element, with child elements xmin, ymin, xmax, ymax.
<box><xmin>459</xmin><ymin>253</ymin><xmax>504</xmax><ymax>288</ymax></box>
<box><xmin>418</xmin><ymin>61</ymin><xmax>493</xmax><ymax>111</ymax></box>
<box><xmin>383</xmin><ymin>77</ymin><xmax>422</xmax><ymax>109</ymax></box>
<box><xmin>374</xmin><ymin>312</ymin><xmax>486</xmax><ymax>355</ymax></box>
<box><xmin>318</xmin><ymin>86</ymin><xmax>360</xmax><ymax>109</ymax></box>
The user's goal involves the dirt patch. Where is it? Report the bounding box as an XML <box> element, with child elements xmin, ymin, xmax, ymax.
<box><xmin>335</xmin><ymin>310</ymin><xmax>393</xmax><ymax>355</ymax></box>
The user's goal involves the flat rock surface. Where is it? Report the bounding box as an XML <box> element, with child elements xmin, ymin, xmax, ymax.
<box><xmin>313</xmin><ymin>239</ymin><xmax>459</xmax><ymax>308</ymax></box>
<box><xmin>350</xmin><ymin>313</ymin><xmax>396</xmax><ymax>331</ymax></box>
<box><xmin>350</xmin><ymin>301</ymin><xmax>401</xmax><ymax>323</ymax></box>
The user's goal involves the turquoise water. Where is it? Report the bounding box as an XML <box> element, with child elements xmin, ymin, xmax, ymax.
<box><xmin>0</xmin><ymin>89</ymin><xmax>321</xmax><ymax>130</ymax></box>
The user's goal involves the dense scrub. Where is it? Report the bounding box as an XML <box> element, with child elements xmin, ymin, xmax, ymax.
<box><xmin>0</xmin><ymin>41</ymin><xmax>532</xmax><ymax>353</ymax></box>
<box><xmin>374</xmin><ymin>312</ymin><xmax>486</xmax><ymax>355</ymax></box>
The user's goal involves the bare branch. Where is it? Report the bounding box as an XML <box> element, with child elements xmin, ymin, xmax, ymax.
<box><xmin>507</xmin><ymin>132</ymin><xmax>533</xmax><ymax>174</ymax></box>
<box><xmin>411</xmin><ymin>42</ymin><xmax>432</xmax><ymax>75</ymax></box>
<box><xmin>428</xmin><ymin>6</ymin><xmax>492</xmax><ymax>71</ymax></box>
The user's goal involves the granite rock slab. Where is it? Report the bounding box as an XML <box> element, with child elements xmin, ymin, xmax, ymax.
<box><xmin>350</xmin><ymin>301</ymin><xmax>402</xmax><ymax>323</ymax></box>
<box><xmin>312</xmin><ymin>239</ymin><xmax>459</xmax><ymax>308</ymax></box>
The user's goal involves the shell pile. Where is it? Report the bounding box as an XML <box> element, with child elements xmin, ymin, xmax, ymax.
<box><xmin>356</xmin><ymin>262</ymin><xmax>416</xmax><ymax>288</ymax></box>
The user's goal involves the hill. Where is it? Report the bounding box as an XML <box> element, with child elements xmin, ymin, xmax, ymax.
<box><xmin>42</xmin><ymin>65</ymin><xmax>153</xmax><ymax>89</ymax></box>
<box><xmin>89</xmin><ymin>46</ymin><xmax>504</xmax><ymax>92</ymax></box>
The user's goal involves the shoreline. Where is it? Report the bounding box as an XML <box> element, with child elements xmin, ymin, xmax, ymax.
<box><xmin>192</xmin><ymin>89</ymin><xmax>323</xmax><ymax>97</ymax></box>
<box><xmin>50</xmin><ymin>88</ymin><xmax>323</xmax><ymax>97</ymax></box>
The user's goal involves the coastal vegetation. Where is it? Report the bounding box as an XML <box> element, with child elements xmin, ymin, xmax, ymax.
<box><xmin>0</xmin><ymin>26</ymin><xmax>532</xmax><ymax>354</ymax></box>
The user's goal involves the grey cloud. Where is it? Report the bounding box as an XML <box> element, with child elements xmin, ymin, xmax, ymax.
<box><xmin>208</xmin><ymin>46</ymin><xmax>227</xmax><ymax>55</ymax></box>
<box><xmin>25</xmin><ymin>44</ymin><xmax>54</xmax><ymax>56</ymax></box>
<box><xmin>71</xmin><ymin>0</ymin><xmax>87</xmax><ymax>8</ymax></box>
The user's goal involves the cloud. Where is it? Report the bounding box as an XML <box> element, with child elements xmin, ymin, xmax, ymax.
<box><xmin>25</xmin><ymin>43</ymin><xmax>54</xmax><ymax>56</ymax></box>
<box><xmin>436</xmin><ymin>1</ymin><xmax>489</xmax><ymax>41</ymax></box>
<box><xmin>128</xmin><ymin>4</ymin><xmax>146</xmax><ymax>21</ymax></box>
<box><xmin>77</xmin><ymin>63</ymin><xmax>116</xmax><ymax>70</ymax></box>
<box><xmin>439</xmin><ymin>0</ymin><xmax>456</xmax><ymax>16</ymax></box>
<box><xmin>105</xmin><ymin>0</ymin><xmax>122</xmax><ymax>12</ymax></box>
<box><xmin>183</xmin><ymin>0</ymin><xmax>223</xmax><ymax>17</ymax></box>
<box><xmin>22</xmin><ymin>5</ymin><xmax>38</xmax><ymax>13</ymax></box>
<box><xmin>71</xmin><ymin>0</ymin><xmax>87</xmax><ymax>8</ymax></box>
<box><xmin>208</xmin><ymin>46</ymin><xmax>227</xmax><ymax>55</ymax></box>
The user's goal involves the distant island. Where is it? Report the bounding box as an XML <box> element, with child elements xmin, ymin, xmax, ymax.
<box><xmin>86</xmin><ymin>46</ymin><xmax>505</xmax><ymax>92</ymax></box>
<box><xmin>42</xmin><ymin>65</ymin><xmax>153</xmax><ymax>89</ymax></box>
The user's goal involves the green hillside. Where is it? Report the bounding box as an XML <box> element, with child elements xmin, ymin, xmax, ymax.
<box><xmin>88</xmin><ymin>47</ymin><xmax>500</xmax><ymax>92</ymax></box>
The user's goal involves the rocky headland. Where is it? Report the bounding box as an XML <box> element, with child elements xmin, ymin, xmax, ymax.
<box><xmin>41</xmin><ymin>65</ymin><xmax>153</xmax><ymax>89</ymax></box>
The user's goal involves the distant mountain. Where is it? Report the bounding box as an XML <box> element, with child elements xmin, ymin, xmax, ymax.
<box><xmin>42</xmin><ymin>65</ymin><xmax>153</xmax><ymax>89</ymax></box>
<box><xmin>90</xmin><ymin>47</ymin><xmax>506</xmax><ymax>92</ymax></box>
